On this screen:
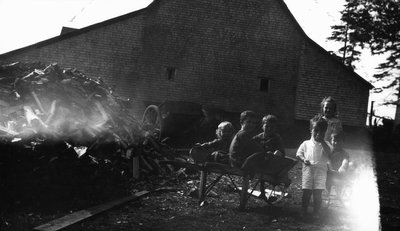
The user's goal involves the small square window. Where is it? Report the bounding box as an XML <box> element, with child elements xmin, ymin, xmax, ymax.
<box><xmin>259</xmin><ymin>78</ymin><xmax>270</xmax><ymax>92</ymax></box>
<box><xmin>166</xmin><ymin>67</ymin><xmax>176</xmax><ymax>80</ymax></box>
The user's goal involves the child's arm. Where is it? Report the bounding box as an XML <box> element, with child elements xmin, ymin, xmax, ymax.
<box><xmin>321</xmin><ymin>141</ymin><xmax>332</xmax><ymax>160</ymax></box>
<box><xmin>327</xmin><ymin>159</ymin><xmax>333</xmax><ymax>171</ymax></box>
<box><xmin>338</xmin><ymin>150</ymin><xmax>350</xmax><ymax>173</ymax></box>
<box><xmin>338</xmin><ymin>159</ymin><xmax>349</xmax><ymax>173</ymax></box>
<box><xmin>296</xmin><ymin>142</ymin><xmax>310</xmax><ymax>165</ymax></box>
<box><xmin>194</xmin><ymin>139</ymin><xmax>219</xmax><ymax>150</ymax></box>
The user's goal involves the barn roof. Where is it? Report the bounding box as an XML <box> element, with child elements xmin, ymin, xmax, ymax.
<box><xmin>0</xmin><ymin>0</ymin><xmax>373</xmax><ymax>89</ymax></box>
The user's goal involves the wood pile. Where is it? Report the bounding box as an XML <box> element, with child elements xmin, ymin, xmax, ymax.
<box><xmin>0</xmin><ymin>62</ymin><xmax>179</xmax><ymax>204</ymax></box>
<box><xmin>0</xmin><ymin>62</ymin><xmax>143</xmax><ymax>145</ymax></box>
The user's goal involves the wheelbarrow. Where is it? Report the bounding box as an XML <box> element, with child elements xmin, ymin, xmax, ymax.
<box><xmin>162</xmin><ymin>151</ymin><xmax>299</xmax><ymax>210</ymax></box>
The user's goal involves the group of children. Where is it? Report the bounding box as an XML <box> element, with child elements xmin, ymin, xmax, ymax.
<box><xmin>190</xmin><ymin>96</ymin><xmax>352</xmax><ymax>220</ymax></box>
<box><xmin>192</xmin><ymin>111</ymin><xmax>285</xmax><ymax>167</ymax></box>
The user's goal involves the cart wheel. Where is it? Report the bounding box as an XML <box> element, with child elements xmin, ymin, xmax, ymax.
<box><xmin>262</xmin><ymin>183</ymin><xmax>287</xmax><ymax>205</ymax></box>
<box><xmin>142</xmin><ymin>105</ymin><xmax>162</xmax><ymax>140</ymax></box>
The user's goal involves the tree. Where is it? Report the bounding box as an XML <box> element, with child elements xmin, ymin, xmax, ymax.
<box><xmin>329</xmin><ymin>0</ymin><xmax>400</xmax><ymax>104</ymax></box>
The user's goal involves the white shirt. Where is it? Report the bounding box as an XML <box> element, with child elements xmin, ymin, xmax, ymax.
<box><xmin>296</xmin><ymin>138</ymin><xmax>329</xmax><ymax>168</ymax></box>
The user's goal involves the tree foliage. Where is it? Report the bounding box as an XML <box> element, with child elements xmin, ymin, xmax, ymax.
<box><xmin>329</xmin><ymin>0</ymin><xmax>400</xmax><ymax>104</ymax></box>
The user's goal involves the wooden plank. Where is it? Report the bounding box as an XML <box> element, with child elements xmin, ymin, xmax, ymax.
<box><xmin>33</xmin><ymin>190</ymin><xmax>149</xmax><ymax>231</ymax></box>
<box><xmin>31</xmin><ymin>91</ymin><xmax>46</xmax><ymax>113</ymax></box>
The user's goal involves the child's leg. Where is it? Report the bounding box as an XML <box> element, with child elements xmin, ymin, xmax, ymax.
<box><xmin>302</xmin><ymin>189</ymin><xmax>312</xmax><ymax>213</ymax></box>
<box><xmin>313</xmin><ymin>189</ymin><xmax>323</xmax><ymax>213</ymax></box>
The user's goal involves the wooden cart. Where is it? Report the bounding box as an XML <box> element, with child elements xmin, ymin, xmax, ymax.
<box><xmin>163</xmin><ymin>152</ymin><xmax>298</xmax><ymax>210</ymax></box>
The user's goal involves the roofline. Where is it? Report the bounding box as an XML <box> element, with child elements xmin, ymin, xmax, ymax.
<box><xmin>0</xmin><ymin>0</ymin><xmax>373</xmax><ymax>89</ymax></box>
<box><xmin>0</xmin><ymin>0</ymin><xmax>159</xmax><ymax>58</ymax></box>
<box><xmin>277</xmin><ymin>0</ymin><xmax>374</xmax><ymax>89</ymax></box>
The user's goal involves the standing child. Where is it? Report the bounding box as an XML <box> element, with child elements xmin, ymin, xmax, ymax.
<box><xmin>321</xmin><ymin>96</ymin><xmax>343</xmax><ymax>143</ymax></box>
<box><xmin>326</xmin><ymin>132</ymin><xmax>351</xmax><ymax>196</ymax></box>
<box><xmin>191</xmin><ymin>121</ymin><xmax>234</xmax><ymax>164</ymax></box>
<box><xmin>296</xmin><ymin>115</ymin><xmax>331</xmax><ymax>220</ymax></box>
<box><xmin>229</xmin><ymin>110</ymin><xmax>263</xmax><ymax>168</ymax></box>
<box><xmin>253</xmin><ymin>114</ymin><xmax>285</xmax><ymax>157</ymax></box>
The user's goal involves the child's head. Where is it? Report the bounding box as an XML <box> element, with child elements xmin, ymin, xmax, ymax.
<box><xmin>321</xmin><ymin>96</ymin><xmax>338</xmax><ymax>119</ymax></box>
<box><xmin>262</xmin><ymin>114</ymin><xmax>278</xmax><ymax>135</ymax></box>
<box><xmin>216</xmin><ymin>121</ymin><xmax>234</xmax><ymax>141</ymax></box>
<box><xmin>310</xmin><ymin>115</ymin><xmax>328</xmax><ymax>142</ymax></box>
<box><xmin>331</xmin><ymin>132</ymin><xmax>344</xmax><ymax>149</ymax></box>
<box><xmin>239</xmin><ymin>110</ymin><xmax>258</xmax><ymax>132</ymax></box>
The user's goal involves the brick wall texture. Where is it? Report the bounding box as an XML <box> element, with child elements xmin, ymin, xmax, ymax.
<box><xmin>0</xmin><ymin>0</ymin><xmax>371</xmax><ymax>131</ymax></box>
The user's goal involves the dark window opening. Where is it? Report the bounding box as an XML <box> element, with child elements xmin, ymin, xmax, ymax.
<box><xmin>166</xmin><ymin>67</ymin><xmax>176</xmax><ymax>80</ymax></box>
<box><xmin>259</xmin><ymin>78</ymin><xmax>270</xmax><ymax>92</ymax></box>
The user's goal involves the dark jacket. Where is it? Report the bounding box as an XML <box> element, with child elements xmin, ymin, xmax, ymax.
<box><xmin>229</xmin><ymin>130</ymin><xmax>263</xmax><ymax>168</ymax></box>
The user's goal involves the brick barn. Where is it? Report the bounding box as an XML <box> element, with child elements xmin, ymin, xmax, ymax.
<box><xmin>0</xmin><ymin>0</ymin><xmax>372</xmax><ymax>146</ymax></box>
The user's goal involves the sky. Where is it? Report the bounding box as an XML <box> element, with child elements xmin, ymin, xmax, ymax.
<box><xmin>0</xmin><ymin>0</ymin><xmax>396</xmax><ymax>119</ymax></box>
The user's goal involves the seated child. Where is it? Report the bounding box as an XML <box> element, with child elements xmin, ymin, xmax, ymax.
<box><xmin>253</xmin><ymin>114</ymin><xmax>285</xmax><ymax>157</ymax></box>
<box><xmin>229</xmin><ymin>110</ymin><xmax>264</xmax><ymax>168</ymax></box>
<box><xmin>326</xmin><ymin>132</ymin><xmax>353</xmax><ymax>196</ymax></box>
<box><xmin>296</xmin><ymin>114</ymin><xmax>331</xmax><ymax>219</ymax></box>
<box><xmin>190</xmin><ymin>121</ymin><xmax>234</xmax><ymax>164</ymax></box>
<box><xmin>252</xmin><ymin>114</ymin><xmax>286</xmax><ymax>200</ymax></box>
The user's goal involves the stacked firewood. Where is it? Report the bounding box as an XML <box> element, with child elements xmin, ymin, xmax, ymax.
<box><xmin>0</xmin><ymin>62</ymin><xmax>179</xmax><ymax>203</ymax></box>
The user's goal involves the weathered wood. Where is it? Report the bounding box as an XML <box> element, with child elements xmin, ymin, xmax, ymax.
<box><xmin>239</xmin><ymin>173</ymin><xmax>250</xmax><ymax>211</ymax></box>
<box><xmin>33</xmin><ymin>190</ymin><xmax>149</xmax><ymax>231</ymax></box>
<box><xmin>0</xmin><ymin>104</ymin><xmax>23</xmax><ymax>116</ymax></box>
<box><xmin>132</xmin><ymin>156</ymin><xmax>140</xmax><ymax>179</ymax></box>
<box><xmin>0</xmin><ymin>124</ymin><xmax>18</xmax><ymax>135</ymax></box>
<box><xmin>199</xmin><ymin>170</ymin><xmax>207</xmax><ymax>205</ymax></box>
<box><xmin>31</xmin><ymin>91</ymin><xmax>46</xmax><ymax>113</ymax></box>
<box><xmin>195</xmin><ymin>156</ymin><xmax>298</xmax><ymax>209</ymax></box>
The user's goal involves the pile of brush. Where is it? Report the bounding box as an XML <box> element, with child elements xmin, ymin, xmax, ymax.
<box><xmin>0</xmin><ymin>62</ymin><xmax>179</xmax><ymax>205</ymax></box>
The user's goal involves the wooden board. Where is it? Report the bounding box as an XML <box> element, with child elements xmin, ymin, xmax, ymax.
<box><xmin>34</xmin><ymin>190</ymin><xmax>149</xmax><ymax>231</ymax></box>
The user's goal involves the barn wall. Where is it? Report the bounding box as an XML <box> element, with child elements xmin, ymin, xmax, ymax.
<box><xmin>0</xmin><ymin>0</ymin><xmax>370</xmax><ymax>137</ymax></box>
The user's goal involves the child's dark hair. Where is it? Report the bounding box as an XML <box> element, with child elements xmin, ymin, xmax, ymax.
<box><xmin>240</xmin><ymin>110</ymin><xmax>257</xmax><ymax>124</ymax></box>
<box><xmin>320</xmin><ymin>96</ymin><xmax>338</xmax><ymax>116</ymax></box>
<box><xmin>310</xmin><ymin>114</ymin><xmax>328</xmax><ymax>132</ymax></box>
<box><xmin>262</xmin><ymin>114</ymin><xmax>278</xmax><ymax>125</ymax></box>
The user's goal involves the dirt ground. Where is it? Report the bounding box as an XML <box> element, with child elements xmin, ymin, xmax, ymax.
<box><xmin>1</xmin><ymin>149</ymin><xmax>399</xmax><ymax>231</ymax></box>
